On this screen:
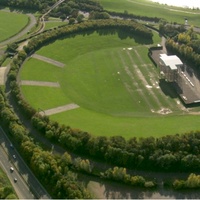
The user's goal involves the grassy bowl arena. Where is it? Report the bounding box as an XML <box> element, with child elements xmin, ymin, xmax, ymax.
<box><xmin>0</xmin><ymin>10</ymin><xmax>29</xmax><ymax>42</ymax></box>
<box><xmin>20</xmin><ymin>30</ymin><xmax>200</xmax><ymax>139</ymax></box>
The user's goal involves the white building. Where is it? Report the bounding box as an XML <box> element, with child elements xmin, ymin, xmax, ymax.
<box><xmin>159</xmin><ymin>54</ymin><xmax>183</xmax><ymax>82</ymax></box>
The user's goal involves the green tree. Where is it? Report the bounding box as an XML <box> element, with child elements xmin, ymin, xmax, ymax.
<box><xmin>77</xmin><ymin>14</ymin><xmax>84</xmax><ymax>23</ymax></box>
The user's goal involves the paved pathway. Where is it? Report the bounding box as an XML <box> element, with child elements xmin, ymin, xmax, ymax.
<box><xmin>0</xmin><ymin>67</ymin><xmax>7</xmax><ymax>85</ymax></box>
<box><xmin>39</xmin><ymin>103</ymin><xmax>80</xmax><ymax>116</ymax></box>
<box><xmin>32</xmin><ymin>54</ymin><xmax>65</xmax><ymax>68</ymax></box>
<box><xmin>20</xmin><ymin>80</ymin><xmax>60</xmax><ymax>87</ymax></box>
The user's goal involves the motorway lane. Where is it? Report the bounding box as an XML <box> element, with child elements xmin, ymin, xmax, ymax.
<box><xmin>0</xmin><ymin>144</ymin><xmax>34</xmax><ymax>199</ymax></box>
<box><xmin>0</xmin><ymin>126</ymin><xmax>51</xmax><ymax>199</ymax></box>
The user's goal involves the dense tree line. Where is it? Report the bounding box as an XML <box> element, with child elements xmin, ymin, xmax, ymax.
<box><xmin>107</xmin><ymin>10</ymin><xmax>161</xmax><ymax>23</ymax></box>
<box><xmin>173</xmin><ymin>173</ymin><xmax>200</xmax><ymax>190</ymax></box>
<box><xmin>100</xmin><ymin>166</ymin><xmax>156</xmax><ymax>188</ymax></box>
<box><xmin>89</xmin><ymin>11</ymin><xmax>110</xmax><ymax>20</ymax></box>
<box><xmin>32</xmin><ymin>113</ymin><xmax>200</xmax><ymax>172</ymax></box>
<box><xmin>165</xmin><ymin>28</ymin><xmax>200</xmax><ymax>71</ymax></box>
<box><xmin>159</xmin><ymin>22</ymin><xmax>186</xmax><ymax>37</ymax></box>
<box><xmin>0</xmin><ymin>0</ymin><xmax>55</xmax><ymax>11</ymax></box>
<box><xmin>0</xmin><ymin>0</ymin><xmax>102</xmax><ymax>19</ymax></box>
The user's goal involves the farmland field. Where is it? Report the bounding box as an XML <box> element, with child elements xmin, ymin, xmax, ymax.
<box><xmin>20</xmin><ymin>29</ymin><xmax>200</xmax><ymax>138</ymax></box>
<box><xmin>99</xmin><ymin>0</ymin><xmax>200</xmax><ymax>27</ymax></box>
<box><xmin>0</xmin><ymin>10</ymin><xmax>29</xmax><ymax>42</ymax></box>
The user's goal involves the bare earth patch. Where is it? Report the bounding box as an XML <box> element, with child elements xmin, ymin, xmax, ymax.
<box><xmin>157</xmin><ymin>108</ymin><xmax>172</xmax><ymax>115</ymax></box>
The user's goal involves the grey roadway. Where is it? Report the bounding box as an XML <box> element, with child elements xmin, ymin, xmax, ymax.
<box><xmin>0</xmin><ymin>126</ymin><xmax>51</xmax><ymax>199</ymax></box>
<box><xmin>0</xmin><ymin>141</ymin><xmax>34</xmax><ymax>199</ymax></box>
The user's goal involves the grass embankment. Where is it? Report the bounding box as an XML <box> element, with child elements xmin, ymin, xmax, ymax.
<box><xmin>99</xmin><ymin>0</ymin><xmax>200</xmax><ymax>27</ymax></box>
<box><xmin>44</xmin><ymin>21</ymin><xmax>68</xmax><ymax>31</ymax></box>
<box><xmin>20</xmin><ymin>31</ymin><xmax>200</xmax><ymax>138</ymax></box>
<box><xmin>0</xmin><ymin>167</ymin><xmax>18</xmax><ymax>199</ymax></box>
<box><xmin>0</xmin><ymin>10</ymin><xmax>29</xmax><ymax>42</ymax></box>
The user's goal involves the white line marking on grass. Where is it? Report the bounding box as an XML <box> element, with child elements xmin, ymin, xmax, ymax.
<box><xmin>39</xmin><ymin>103</ymin><xmax>80</xmax><ymax>116</ymax></box>
<box><xmin>32</xmin><ymin>54</ymin><xmax>65</xmax><ymax>68</ymax></box>
<box><xmin>20</xmin><ymin>80</ymin><xmax>60</xmax><ymax>87</ymax></box>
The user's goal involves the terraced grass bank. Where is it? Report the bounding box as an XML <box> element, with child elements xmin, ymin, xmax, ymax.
<box><xmin>19</xmin><ymin>29</ymin><xmax>200</xmax><ymax>138</ymax></box>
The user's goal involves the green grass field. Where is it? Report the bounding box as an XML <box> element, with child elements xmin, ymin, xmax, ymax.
<box><xmin>99</xmin><ymin>0</ymin><xmax>200</xmax><ymax>27</ymax></box>
<box><xmin>44</xmin><ymin>21</ymin><xmax>68</xmax><ymax>31</ymax></box>
<box><xmin>0</xmin><ymin>10</ymin><xmax>29</xmax><ymax>42</ymax></box>
<box><xmin>50</xmin><ymin>108</ymin><xmax>200</xmax><ymax>138</ymax></box>
<box><xmin>20</xmin><ymin>29</ymin><xmax>200</xmax><ymax>138</ymax></box>
<box><xmin>21</xmin><ymin>85</ymin><xmax>72</xmax><ymax>110</ymax></box>
<box><xmin>20</xmin><ymin>57</ymin><xmax>63</xmax><ymax>82</ymax></box>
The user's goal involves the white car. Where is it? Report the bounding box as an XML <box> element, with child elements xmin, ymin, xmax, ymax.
<box><xmin>14</xmin><ymin>178</ymin><xmax>17</xmax><ymax>183</ymax></box>
<box><xmin>10</xmin><ymin>167</ymin><xmax>14</xmax><ymax>172</ymax></box>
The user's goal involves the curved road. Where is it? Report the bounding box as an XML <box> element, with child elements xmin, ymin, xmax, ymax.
<box><xmin>0</xmin><ymin>13</ymin><xmax>36</xmax><ymax>48</ymax></box>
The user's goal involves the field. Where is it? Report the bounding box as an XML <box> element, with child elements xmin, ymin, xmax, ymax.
<box><xmin>19</xmin><ymin>29</ymin><xmax>200</xmax><ymax>138</ymax></box>
<box><xmin>44</xmin><ymin>21</ymin><xmax>68</xmax><ymax>31</ymax></box>
<box><xmin>0</xmin><ymin>10</ymin><xmax>29</xmax><ymax>42</ymax></box>
<box><xmin>99</xmin><ymin>0</ymin><xmax>200</xmax><ymax>27</ymax></box>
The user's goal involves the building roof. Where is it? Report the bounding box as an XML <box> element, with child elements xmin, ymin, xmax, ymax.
<box><xmin>160</xmin><ymin>54</ymin><xmax>183</xmax><ymax>70</ymax></box>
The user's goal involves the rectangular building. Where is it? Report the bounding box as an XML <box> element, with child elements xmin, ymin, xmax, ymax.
<box><xmin>159</xmin><ymin>54</ymin><xmax>183</xmax><ymax>82</ymax></box>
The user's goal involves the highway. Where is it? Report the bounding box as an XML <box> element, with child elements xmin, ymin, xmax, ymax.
<box><xmin>0</xmin><ymin>126</ymin><xmax>51</xmax><ymax>199</ymax></box>
<box><xmin>0</xmin><ymin>1</ymin><xmax>68</xmax><ymax>199</ymax></box>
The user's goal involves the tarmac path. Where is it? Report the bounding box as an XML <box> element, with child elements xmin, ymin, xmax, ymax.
<box><xmin>20</xmin><ymin>80</ymin><xmax>60</xmax><ymax>87</ymax></box>
<box><xmin>39</xmin><ymin>103</ymin><xmax>80</xmax><ymax>116</ymax></box>
<box><xmin>32</xmin><ymin>54</ymin><xmax>65</xmax><ymax>68</ymax></box>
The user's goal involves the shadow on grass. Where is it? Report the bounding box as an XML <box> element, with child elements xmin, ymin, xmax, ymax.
<box><xmin>43</xmin><ymin>28</ymin><xmax>153</xmax><ymax>49</ymax></box>
<box><xmin>0</xmin><ymin>6</ymin><xmax>37</xmax><ymax>14</ymax></box>
<box><xmin>159</xmin><ymin>79</ymin><xmax>179</xmax><ymax>99</ymax></box>
<box><xmin>96</xmin><ymin>28</ymin><xmax>153</xmax><ymax>44</ymax></box>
